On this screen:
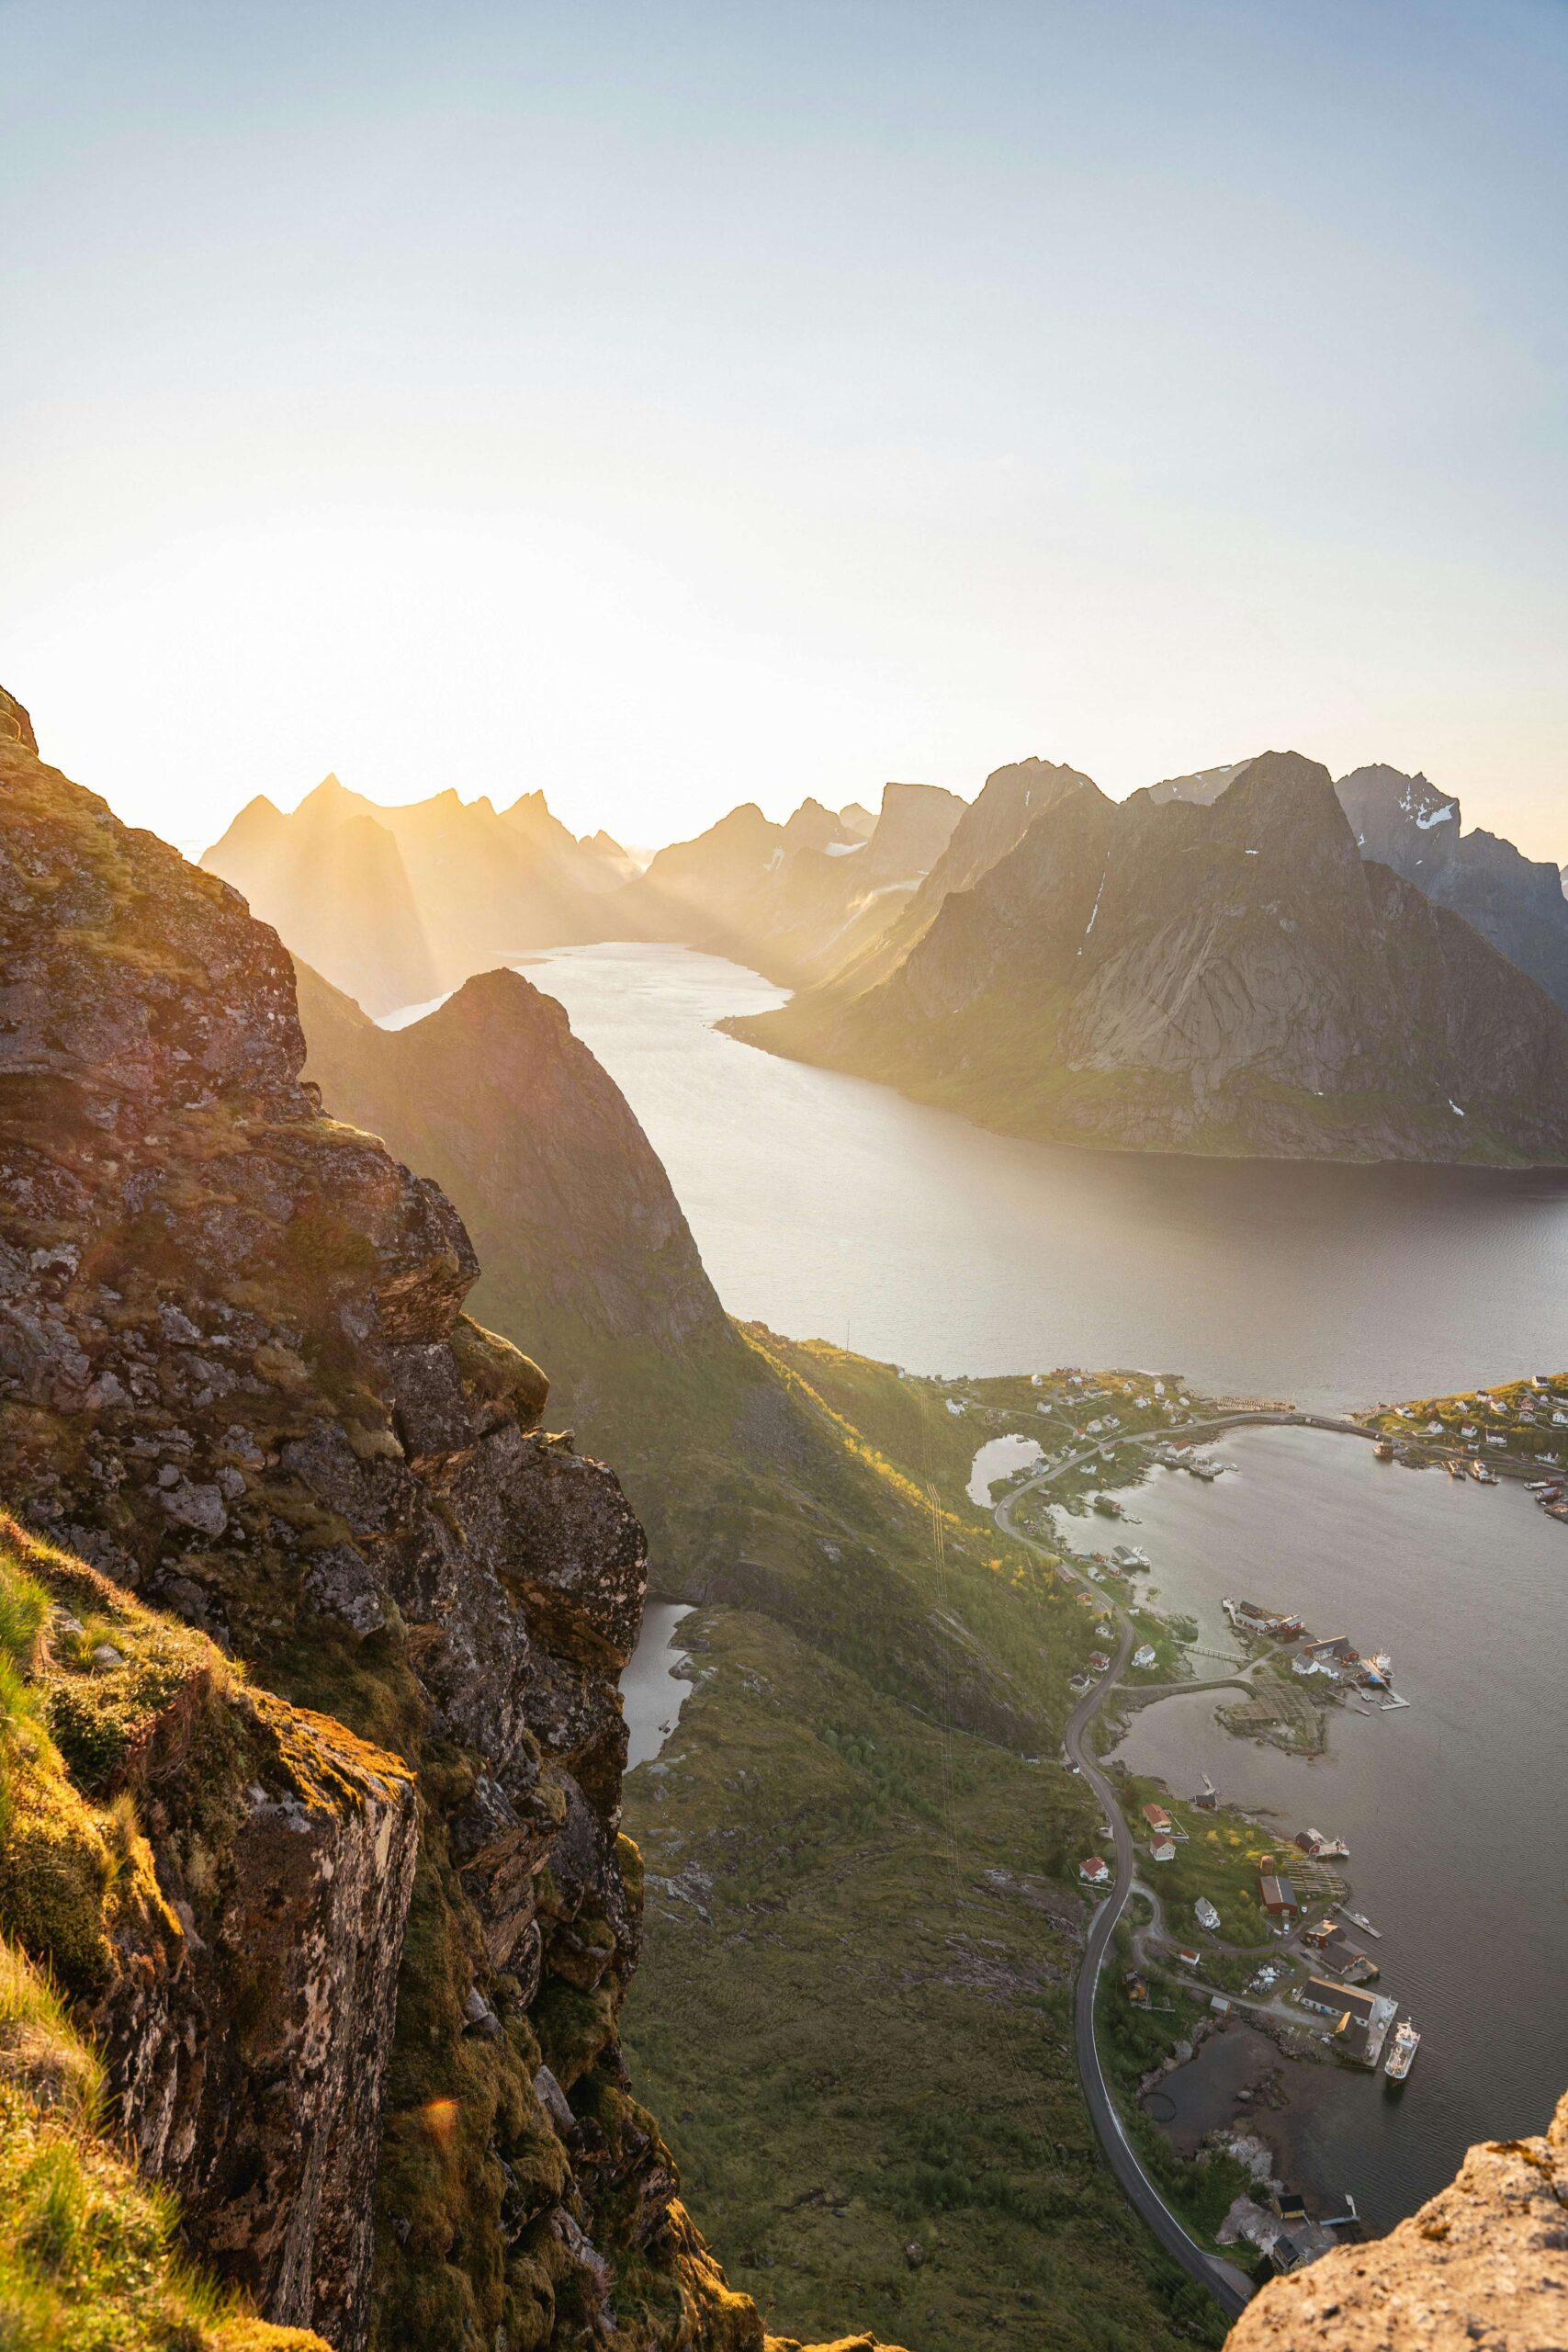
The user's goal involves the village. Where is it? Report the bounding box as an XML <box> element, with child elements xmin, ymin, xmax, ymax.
<box><xmin>1078</xmin><ymin>1774</ymin><xmax>1420</xmax><ymax>2275</ymax></box>
<box><xmin>1361</xmin><ymin>1372</ymin><xmax>1568</xmax><ymax>1523</ymax></box>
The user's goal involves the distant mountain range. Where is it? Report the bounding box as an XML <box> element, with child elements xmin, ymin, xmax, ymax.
<box><xmin>206</xmin><ymin>742</ymin><xmax>1567</xmax><ymax>1166</ymax></box>
<box><xmin>205</xmin><ymin>775</ymin><xmax>964</xmax><ymax>1009</ymax></box>
<box><xmin>203</xmin><ymin>774</ymin><xmax>635</xmax><ymax>1014</ymax></box>
<box><xmin>616</xmin><ymin>779</ymin><xmax>965</xmax><ymax>985</ymax></box>
<box><xmin>733</xmin><ymin>752</ymin><xmax>1568</xmax><ymax>1166</ymax></box>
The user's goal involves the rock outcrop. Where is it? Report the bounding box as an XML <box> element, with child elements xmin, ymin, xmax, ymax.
<box><xmin>1225</xmin><ymin>2092</ymin><xmax>1568</xmax><ymax>2350</ymax></box>
<box><xmin>737</xmin><ymin>752</ymin><xmax>1568</xmax><ymax>1165</ymax></box>
<box><xmin>0</xmin><ymin>697</ymin><xmax>770</xmax><ymax>2348</ymax></box>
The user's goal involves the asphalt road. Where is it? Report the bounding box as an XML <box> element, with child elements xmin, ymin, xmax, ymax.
<box><xmin>996</xmin><ymin>1424</ymin><xmax>1265</xmax><ymax>2318</ymax></box>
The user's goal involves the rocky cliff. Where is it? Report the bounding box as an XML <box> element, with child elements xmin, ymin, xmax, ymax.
<box><xmin>0</xmin><ymin>687</ymin><xmax>806</xmax><ymax>2350</ymax></box>
<box><xmin>1146</xmin><ymin>753</ymin><xmax>1568</xmax><ymax>1016</ymax></box>
<box><xmin>738</xmin><ymin>752</ymin><xmax>1568</xmax><ymax>1165</ymax></box>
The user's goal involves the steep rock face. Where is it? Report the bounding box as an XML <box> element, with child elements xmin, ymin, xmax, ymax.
<box><xmin>0</xmin><ymin>704</ymin><xmax>764</xmax><ymax>2349</ymax></box>
<box><xmin>1225</xmin><ymin>2091</ymin><xmax>1568</xmax><ymax>2350</ymax></box>
<box><xmin>738</xmin><ymin>753</ymin><xmax>1568</xmax><ymax>1164</ymax></box>
<box><xmin>1336</xmin><ymin>763</ymin><xmax>1568</xmax><ymax>1013</ymax></box>
<box><xmin>1146</xmin><ymin>759</ymin><xmax>1252</xmax><ymax>808</ymax></box>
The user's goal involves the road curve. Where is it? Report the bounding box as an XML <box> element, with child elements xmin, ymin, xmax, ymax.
<box><xmin>995</xmin><ymin>1424</ymin><xmax>1264</xmax><ymax>2317</ymax></box>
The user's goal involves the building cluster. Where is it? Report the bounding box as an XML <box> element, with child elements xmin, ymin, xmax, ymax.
<box><xmin>1223</xmin><ymin>1597</ymin><xmax>1394</xmax><ymax>1690</ymax></box>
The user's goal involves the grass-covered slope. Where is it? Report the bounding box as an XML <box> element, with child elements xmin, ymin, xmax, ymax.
<box><xmin>0</xmin><ymin>1527</ymin><xmax>333</xmax><ymax>2352</ymax></box>
<box><xmin>619</xmin><ymin>1342</ymin><xmax>1228</xmax><ymax>2352</ymax></box>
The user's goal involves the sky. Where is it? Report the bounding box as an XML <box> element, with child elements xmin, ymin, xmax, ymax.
<box><xmin>2</xmin><ymin>0</ymin><xmax>1565</xmax><ymax>860</ymax></box>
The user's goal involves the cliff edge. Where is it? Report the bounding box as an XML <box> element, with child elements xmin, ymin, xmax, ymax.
<box><xmin>1226</xmin><ymin>2093</ymin><xmax>1568</xmax><ymax>2350</ymax></box>
<box><xmin>0</xmin><ymin>692</ymin><xmax>896</xmax><ymax>2349</ymax></box>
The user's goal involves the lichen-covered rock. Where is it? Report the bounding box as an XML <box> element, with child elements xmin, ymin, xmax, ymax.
<box><xmin>0</xmin><ymin>699</ymin><xmax>766</xmax><ymax>2350</ymax></box>
<box><xmin>1225</xmin><ymin>2092</ymin><xmax>1568</xmax><ymax>2349</ymax></box>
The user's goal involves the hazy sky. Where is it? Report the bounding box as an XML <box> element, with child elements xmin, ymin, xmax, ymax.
<box><xmin>4</xmin><ymin>0</ymin><xmax>1565</xmax><ymax>858</ymax></box>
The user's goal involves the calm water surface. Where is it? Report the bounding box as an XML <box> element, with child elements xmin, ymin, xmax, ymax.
<box><xmin>619</xmin><ymin>1603</ymin><xmax>694</xmax><ymax>1770</ymax></box>
<box><xmin>516</xmin><ymin>944</ymin><xmax>1568</xmax><ymax>1408</ymax></box>
<box><xmin>1104</xmin><ymin>1425</ymin><xmax>1568</xmax><ymax>2230</ymax></box>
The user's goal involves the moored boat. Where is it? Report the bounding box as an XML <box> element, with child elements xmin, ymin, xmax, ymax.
<box><xmin>1385</xmin><ymin>2019</ymin><xmax>1420</xmax><ymax>2080</ymax></box>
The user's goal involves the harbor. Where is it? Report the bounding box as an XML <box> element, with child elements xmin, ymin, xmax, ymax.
<box><xmin>1094</xmin><ymin>1421</ymin><xmax>1568</xmax><ymax>2236</ymax></box>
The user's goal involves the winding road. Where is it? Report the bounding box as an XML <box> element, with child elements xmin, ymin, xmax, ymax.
<box><xmin>985</xmin><ymin>1396</ymin><xmax>1543</xmax><ymax>2309</ymax></box>
<box><xmin>988</xmin><ymin>1412</ymin><xmax>1332</xmax><ymax>2317</ymax></box>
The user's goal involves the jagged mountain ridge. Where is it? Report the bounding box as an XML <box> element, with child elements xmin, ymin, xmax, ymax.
<box><xmin>203</xmin><ymin>775</ymin><xmax>634</xmax><ymax>1017</ymax></box>
<box><xmin>0</xmin><ymin>686</ymin><xmax>865</xmax><ymax>2352</ymax></box>
<box><xmin>734</xmin><ymin>751</ymin><xmax>1568</xmax><ymax>1165</ymax></box>
<box><xmin>802</xmin><ymin>757</ymin><xmax>1100</xmax><ymax>1004</ymax></box>
<box><xmin>1148</xmin><ymin>755</ymin><xmax>1568</xmax><ymax>1014</ymax></box>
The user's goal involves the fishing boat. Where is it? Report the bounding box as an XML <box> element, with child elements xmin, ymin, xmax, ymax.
<box><xmin>1445</xmin><ymin>1457</ymin><xmax>1466</xmax><ymax>1478</ymax></box>
<box><xmin>1385</xmin><ymin>2020</ymin><xmax>1420</xmax><ymax>2081</ymax></box>
<box><xmin>1469</xmin><ymin>1460</ymin><xmax>1498</xmax><ymax>1485</ymax></box>
<box><xmin>1373</xmin><ymin>1441</ymin><xmax>1394</xmax><ymax>1462</ymax></box>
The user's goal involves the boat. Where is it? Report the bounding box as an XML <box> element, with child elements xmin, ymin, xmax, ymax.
<box><xmin>1385</xmin><ymin>2020</ymin><xmax>1420</xmax><ymax>2080</ymax></box>
<box><xmin>1374</xmin><ymin>1440</ymin><xmax>1394</xmax><ymax>1462</ymax></box>
<box><xmin>1469</xmin><ymin>1460</ymin><xmax>1498</xmax><ymax>1485</ymax></box>
<box><xmin>1304</xmin><ymin>1829</ymin><xmax>1350</xmax><ymax>1860</ymax></box>
<box><xmin>1445</xmin><ymin>1457</ymin><xmax>1466</xmax><ymax>1478</ymax></box>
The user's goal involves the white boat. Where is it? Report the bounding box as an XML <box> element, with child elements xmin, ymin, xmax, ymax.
<box><xmin>1385</xmin><ymin>2020</ymin><xmax>1420</xmax><ymax>2080</ymax></box>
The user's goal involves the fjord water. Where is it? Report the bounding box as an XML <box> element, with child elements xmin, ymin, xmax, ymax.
<box><xmin>1102</xmin><ymin>1424</ymin><xmax>1568</xmax><ymax>2231</ymax></box>
<box><xmin>505</xmin><ymin>945</ymin><xmax>1568</xmax><ymax>2233</ymax></box>
<box><xmin>517</xmin><ymin>943</ymin><xmax>1568</xmax><ymax>1407</ymax></box>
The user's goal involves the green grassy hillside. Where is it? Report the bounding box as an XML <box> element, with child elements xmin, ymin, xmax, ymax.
<box><xmin>610</xmin><ymin>1340</ymin><xmax>1229</xmax><ymax>2352</ymax></box>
